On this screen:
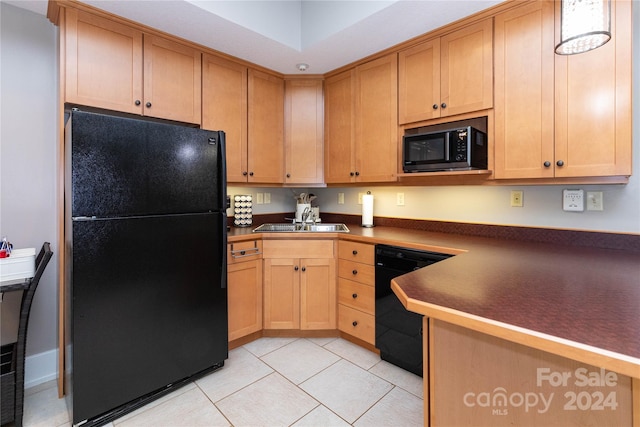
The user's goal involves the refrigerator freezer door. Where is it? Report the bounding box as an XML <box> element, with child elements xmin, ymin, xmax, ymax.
<box><xmin>69</xmin><ymin>110</ymin><xmax>226</xmax><ymax>218</ymax></box>
<box><xmin>70</xmin><ymin>213</ymin><xmax>227</xmax><ymax>424</ymax></box>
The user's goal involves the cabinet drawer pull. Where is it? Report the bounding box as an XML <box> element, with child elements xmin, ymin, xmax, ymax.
<box><xmin>352</xmin><ymin>250</ymin><xmax>358</xmax><ymax>255</ymax></box>
<box><xmin>352</xmin><ymin>321</ymin><xmax>358</xmax><ymax>327</ymax></box>
<box><xmin>301</xmin><ymin>266</ymin><xmax>306</xmax><ymax>272</ymax></box>
<box><xmin>556</xmin><ymin>160</ymin><xmax>564</xmax><ymax>167</ymax></box>
<box><xmin>230</xmin><ymin>243</ymin><xmax>261</xmax><ymax>259</ymax></box>
<box><xmin>352</xmin><ymin>293</ymin><xmax>358</xmax><ymax>299</ymax></box>
<box><xmin>432</xmin><ymin>104</ymin><xmax>438</xmax><ymax>110</ymax></box>
<box><xmin>441</xmin><ymin>102</ymin><xmax>447</xmax><ymax>109</ymax></box>
<box><xmin>145</xmin><ymin>102</ymin><xmax>152</xmax><ymax>108</ymax></box>
<box><xmin>544</xmin><ymin>161</ymin><xmax>551</xmax><ymax>168</ymax></box>
<box><xmin>352</xmin><ymin>269</ymin><xmax>358</xmax><ymax>275</ymax></box>
<box><xmin>135</xmin><ymin>100</ymin><xmax>141</xmax><ymax>106</ymax></box>
<box><xmin>294</xmin><ymin>265</ymin><xmax>299</xmax><ymax>271</ymax></box>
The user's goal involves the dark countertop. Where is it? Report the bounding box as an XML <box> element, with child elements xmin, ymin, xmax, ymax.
<box><xmin>229</xmin><ymin>222</ymin><xmax>640</xmax><ymax>378</ymax></box>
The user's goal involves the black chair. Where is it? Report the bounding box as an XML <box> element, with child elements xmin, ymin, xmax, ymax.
<box><xmin>0</xmin><ymin>242</ymin><xmax>53</xmax><ymax>427</ymax></box>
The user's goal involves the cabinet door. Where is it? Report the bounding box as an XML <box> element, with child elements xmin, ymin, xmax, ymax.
<box><xmin>300</xmin><ymin>258</ymin><xmax>336</xmax><ymax>330</ymax></box>
<box><xmin>554</xmin><ymin>0</ymin><xmax>632</xmax><ymax>178</ymax></box>
<box><xmin>248</xmin><ymin>69</ymin><xmax>284</xmax><ymax>183</ymax></box>
<box><xmin>398</xmin><ymin>39</ymin><xmax>441</xmax><ymax>124</ymax></box>
<box><xmin>263</xmin><ymin>258</ymin><xmax>299</xmax><ymax>329</ymax></box>
<box><xmin>324</xmin><ymin>69</ymin><xmax>356</xmax><ymax>184</ymax></box>
<box><xmin>440</xmin><ymin>19</ymin><xmax>493</xmax><ymax>117</ymax></box>
<box><xmin>355</xmin><ymin>54</ymin><xmax>398</xmax><ymax>183</ymax></box>
<box><xmin>64</xmin><ymin>8</ymin><xmax>143</xmax><ymax>114</ymax></box>
<box><xmin>494</xmin><ymin>1</ymin><xmax>555</xmax><ymax>179</ymax></box>
<box><xmin>202</xmin><ymin>55</ymin><xmax>248</xmax><ymax>183</ymax></box>
<box><xmin>284</xmin><ymin>79</ymin><xmax>324</xmax><ymax>184</ymax></box>
<box><xmin>143</xmin><ymin>35</ymin><xmax>202</xmax><ymax>124</ymax></box>
<box><xmin>228</xmin><ymin>259</ymin><xmax>262</xmax><ymax>341</ymax></box>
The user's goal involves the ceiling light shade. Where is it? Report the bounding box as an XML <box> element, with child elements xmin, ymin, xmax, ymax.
<box><xmin>296</xmin><ymin>63</ymin><xmax>309</xmax><ymax>72</ymax></box>
<box><xmin>555</xmin><ymin>0</ymin><xmax>611</xmax><ymax>55</ymax></box>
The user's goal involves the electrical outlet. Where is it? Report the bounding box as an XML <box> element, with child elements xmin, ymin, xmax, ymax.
<box><xmin>587</xmin><ymin>191</ymin><xmax>603</xmax><ymax>211</ymax></box>
<box><xmin>510</xmin><ymin>190</ymin><xmax>523</xmax><ymax>207</ymax></box>
<box><xmin>264</xmin><ymin>193</ymin><xmax>271</xmax><ymax>204</ymax></box>
<box><xmin>358</xmin><ymin>192</ymin><xmax>364</xmax><ymax>204</ymax></box>
<box><xmin>256</xmin><ymin>193</ymin><xmax>264</xmax><ymax>204</ymax></box>
<box><xmin>397</xmin><ymin>193</ymin><xmax>405</xmax><ymax>206</ymax></box>
<box><xmin>563</xmin><ymin>189</ymin><xmax>584</xmax><ymax>212</ymax></box>
<box><xmin>338</xmin><ymin>192</ymin><xmax>345</xmax><ymax>204</ymax></box>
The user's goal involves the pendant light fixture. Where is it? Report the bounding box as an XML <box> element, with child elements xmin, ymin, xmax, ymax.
<box><xmin>555</xmin><ymin>0</ymin><xmax>611</xmax><ymax>55</ymax></box>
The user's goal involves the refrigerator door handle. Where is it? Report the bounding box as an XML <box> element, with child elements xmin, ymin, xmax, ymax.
<box><xmin>221</xmin><ymin>213</ymin><xmax>227</xmax><ymax>289</ymax></box>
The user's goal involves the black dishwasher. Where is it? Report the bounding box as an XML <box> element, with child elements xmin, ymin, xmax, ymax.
<box><xmin>375</xmin><ymin>244</ymin><xmax>452</xmax><ymax>376</ymax></box>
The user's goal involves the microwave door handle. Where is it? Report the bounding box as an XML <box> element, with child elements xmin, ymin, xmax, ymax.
<box><xmin>444</xmin><ymin>132</ymin><xmax>452</xmax><ymax>161</ymax></box>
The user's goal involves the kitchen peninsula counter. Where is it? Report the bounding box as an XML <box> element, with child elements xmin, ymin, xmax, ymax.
<box><xmin>231</xmin><ymin>222</ymin><xmax>640</xmax><ymax>379</ymax></box>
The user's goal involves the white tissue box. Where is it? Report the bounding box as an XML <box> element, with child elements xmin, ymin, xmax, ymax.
<box><xmin>0</xmin><ymin>248</ymin><xmax>36</xmax><ymax>282</ymax></box>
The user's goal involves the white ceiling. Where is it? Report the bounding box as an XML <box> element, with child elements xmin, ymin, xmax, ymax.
<box><xmin>3</xmin><ymin>0</ymin><xmax>503</xmax><ymax>74</ymax></box>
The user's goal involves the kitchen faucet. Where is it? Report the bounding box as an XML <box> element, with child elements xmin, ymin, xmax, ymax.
<box><xmin>301</xmin><ymin>206</ymin><xmax>311</xmax><ymax>223</ymax></box>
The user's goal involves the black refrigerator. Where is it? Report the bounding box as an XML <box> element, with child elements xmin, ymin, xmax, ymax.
<box><xmin>64</xmin><ymin>110</ymin><xmax>228</xmax><ymax>426</ymax></box>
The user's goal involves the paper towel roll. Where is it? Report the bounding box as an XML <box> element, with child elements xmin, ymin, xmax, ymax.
<box><xmin>362</xmin><ymin>193</ymin><xmax>374</xmax><ymax>227</ymax></box>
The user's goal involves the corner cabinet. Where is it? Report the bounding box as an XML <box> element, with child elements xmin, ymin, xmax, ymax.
<box><xmin>63</xmin><ymin>8</ymin><xmax>201</xmax><ymax>124</ymax></box>
<box><xmin>202</xmin><ymin>55</ymin><xmax>248</xmax><ymax>183</ymax></box>
<box><xmin>398</xmin><ymin>19</ymin><xmax>493</xmax><ymax>125</ymax></box>
<box><xmin>284</xmin><ymin>79</ymin><xmax>324</xmax><ymax>185</ymax></box>
<box><xmin>263</xmin><ymin>239</ymin><xmax>336</xmax><ymax>330</ymax></box>
<box><xmin>227</xmin><ymin>240</ymin><xmax>263</xmax><ymax>342</ymax></box>
<box><xmin>325</xmin><ymin>55</ymin><xmax>398</xmax><ymax>184</ymax></box>
<box><xmin>247</xmin><ymin>70</ymin><xmax>285</xmax><ymax>184</ymax></box>
<box><xmin>494</xmin><ymin>0</ymin><xmax>632</xmax><ymax>180</ymax></box>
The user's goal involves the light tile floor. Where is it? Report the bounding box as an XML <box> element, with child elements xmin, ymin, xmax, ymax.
<box><xmin>22</xmin><ymin>337</ymin><xmax>423</xmax><ymax>427</ymax></box>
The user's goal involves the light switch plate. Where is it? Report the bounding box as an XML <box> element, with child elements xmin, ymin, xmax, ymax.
<box><xmin>563</xmin><ymin>189</ymin><xmax>584</xmax><ymax>212</ymax></box>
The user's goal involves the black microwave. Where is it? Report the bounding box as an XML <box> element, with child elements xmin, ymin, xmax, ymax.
<box><xmin>402</xmin><ymin>126</ymin><xmax>487</xmax><ymax>172</ymax></box>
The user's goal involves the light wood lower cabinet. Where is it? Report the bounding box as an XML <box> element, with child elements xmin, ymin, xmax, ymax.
<box><xmin>263</xmin><ymin>240</ymin><xmax>336</xmax><ymax>330</ymax></box>
<box><xmin>227</xmin><ymin>240</ymin><xmax>262</xmax><ymax>341</ymax></box>
<box><xmin>337</xmin><ymin>241</ymin><xmax>375</xmax><ymax>344</ymax></box>
<box><xmin>429</xmin><ymin>319</ymin><xmax>633</xmax><ymax>427</ymax></box>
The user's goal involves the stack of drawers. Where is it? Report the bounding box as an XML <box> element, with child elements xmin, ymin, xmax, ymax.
<box><xmin>337</xmin><ymin>240</ymin><xmax>375</xmax><ymax>345</ymax></box>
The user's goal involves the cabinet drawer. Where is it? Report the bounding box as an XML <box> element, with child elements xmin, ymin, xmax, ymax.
<box><xmin>338</xmin><ymin>240</ymin><xmax>374</xmax><ymax>265</ymax></box>
<box><xmin>338</xmin><ymin>304</ymin><xmax>375</xmax><ymax>345</ymax></box>
<box><xmin>338</xmin><ymin>259</ymin><xmax>375</xmax><ymax>285</ymax></box>
<box><xmin>338</xmin><ymin>278</ymin><xmax>374</xmax><ymax>315</ymax></box>
<box><xmin>263</xmin><ymin>239</ymin><xmax>335</xmax><ymax>259</ymax></box>
<box><xmin>228</xmin><ymin>240</ymin><xmax>262</xmax><ymax>264</ymax></box>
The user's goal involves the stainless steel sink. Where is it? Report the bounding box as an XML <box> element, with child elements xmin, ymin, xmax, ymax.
<box><xmin>252</xmin><ymin>223</ymin><xmax>350</xmax><ymax>233</ymax></box>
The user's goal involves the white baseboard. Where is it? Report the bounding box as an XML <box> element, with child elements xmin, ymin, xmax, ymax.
<box><xmin>25</xmin><ymin>348</ymin><xmax>58</xmax><ymax>389</ymax></box>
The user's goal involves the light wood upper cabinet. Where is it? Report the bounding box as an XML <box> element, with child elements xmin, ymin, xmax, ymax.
<box><xmin>324</xmin><ymin>69</ymin><xmax>356</xmax><ymax>184</ymax></box>
<box><xmin>202</xmin><ymin>55</ymin><xmax>248</xmax><ymax>183</ymax></box>
<box><xmin>494</xmin><ymin>0</ymin><xmax>632</xmax><ymax>180</ymax></box>
<box><xmin>355</xmin><ymin>54</ymin><xmax>398</xmax><ymax>183</ymax></box>
<box><xmin>398</xmin><ymin>19</ymin><xmax>493</xmax><ymax>125</ymax></box>
<box><xmin>284</xmin><ymin>79</ymin><xmax>324</xmax><ymax>184</ymax></box>
<box><xmin>143</xmin><ymin>35</ymin><xmax>201</xmax><ymax>125</ymax></box>
<box><xmin>553</xmin><ymin>0</ymin><xmax>632</xmax><ymax>178</ymax></box>
<box><xmin>398</xmin><ymin>39</ymin><xmax>440</xmax><ymax>124</ymax></box>
<box><xmin>64</xmin><ymin>8</ymin><xmax>143</xmax><ymax>115</ymax></box>
<box><xmin>247</xmin><ymin>69</ymin><xmax>285</xmax><ymax>184</ymax></box>
<box><xmin>64</xmin><ymin>9</ymin><xmax>201</xmax><ymax>124</ymax></box>
<box><xmin>494</xmin><ymin>1</ymin><xmax>555</xmax><ymax>179</ymax></box>
<box><xmin>325</xmin><ymin>55</ymin><xmax>397</xmax><ymax>184</ymax></box>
